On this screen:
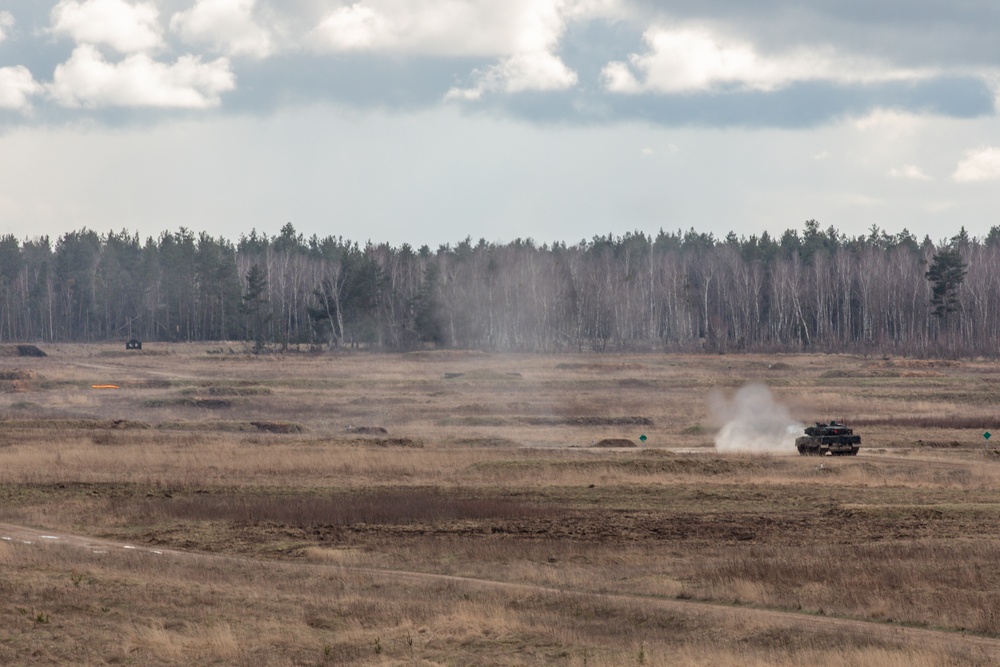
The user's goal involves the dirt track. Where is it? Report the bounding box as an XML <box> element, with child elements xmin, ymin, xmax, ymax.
<box><xmin>3</xmin><ymin>521</ymin><xmax>999</xmax><ymax>660</ymax></box>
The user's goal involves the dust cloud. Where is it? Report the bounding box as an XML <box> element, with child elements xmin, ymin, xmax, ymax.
<box><xmin>710</xmin><ymin>383</ymin><xmax>802</xmax><ymax>454</ymax></box>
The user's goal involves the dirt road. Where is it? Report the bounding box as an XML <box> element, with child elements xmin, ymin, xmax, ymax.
<box><xmin>3</xmin><ymin>521</ymin><xmax>999</xmax><ymax>660</ymax></box>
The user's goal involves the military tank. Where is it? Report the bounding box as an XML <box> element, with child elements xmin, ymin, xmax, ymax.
<box><xmin>795</xmin><ymin>421</ymin><xmax>860</xmax><ymax>456</ymax></box>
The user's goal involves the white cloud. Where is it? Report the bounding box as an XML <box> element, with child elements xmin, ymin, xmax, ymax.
<box><xmin>51</xmin><ymin>0</ymin><xmax>163</xmax><ymax>53</ymax></box>
<box><xmin>0</xmin><ymin>67</ymin><xmax>43</xmax><ymax>111</ymax></box>
<box><xmin>602</xmin><ymin>26</ymin><xmax>932</xmax><ymax>94</ymax></box>
<box><xmin>170</xmin><ymin>0</ymin><xmax>274</xmax><ymax>59</ymax></box>
<box><xmin>310</xmin><ymin>4</ymin><xmax>386</xmax><ymax>52</ymax></box>
<box><xmin>445</xmin><ymin>51</ymin><xmax>578</xmax><ymax>99</ymax></box>
<box><xmin>954</xmin><ymin>147</ymin><xmax>1000</xmax><ymax>182</ymax></box>
<box><xmin>813</xmin><ymin>150</ymin><xmax>830</xmax><ymax>161</ymax></box>
<box><xmin>0</xmin><ymin>11</ymin><xmax>14</xmax><ymax>43</ymax></box>
<box><xmin>49</xmin><ymin>45</ymin><xmax>234</xmax><ymax>109</ymax></box>
<box><xmin>308</xmin><ymin>0</ymin><xmax>568</xmax><ymax>57</ymax></box>
<box><xmin>852</xmin><ymin>108</ymin><xmax>925</xmax><ymax>132</ymax></box>
<box><xmin>311</xmin><ymin>0</ymin><xmax>583</xmax><ymax>98</ymax></box>
<box><xmin>889</xmin><ymin>165</ymin><xmax>931</xmax><ymax>181</ymax></box>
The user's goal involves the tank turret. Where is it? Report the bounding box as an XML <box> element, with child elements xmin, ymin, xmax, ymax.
<box><xmin>796</xmin><ymin>421</ymin><xmax>860</xmax><ymax>456</ymax></box>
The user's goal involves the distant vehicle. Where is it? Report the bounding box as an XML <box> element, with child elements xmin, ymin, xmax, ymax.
<box><xmin>126</xmin><ymin>339</ymin><xmax>142</xmax><ymax>350</ymax></box>
<box><xmin>796</xmin><ymin>421</ymin><xmax>860</xmax><ymax>456</ymax></box>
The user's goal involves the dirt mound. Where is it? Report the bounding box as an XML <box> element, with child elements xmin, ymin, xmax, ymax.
<box><xmin>155</xmin><ymin>421</ymin><xmax>303</xmax><ymax>432</ymax></box>
<box><xmin>350</xmin><ymin>437</ymin><xmax>422</xmax><ymax>448</ymax></box>
<box><xmin>0</xmin><ymin>369</ymin><xmax>37</xmax><ymax>380</ymax></box>
<box><xmin>131</xmin><ymin>379</ymin><xmax>173</xmax><ymax>389</ymax></box>
<box><xmin>346</xmin><ymin>425</ymin><xmax>388</xmax><ymax>435</ymax></box>
<box><xmin>593</xmin><ymin>438</ymin><xmax>637</xmax><ymax>448</ymax></box>
<box><xmin>556</xmin><ymin>363</ymin><xmax>644</xmax><ymax>371</ymax></box>
<box><xmin>617</xmin><ymin>378</ymin><xmax>652</xmax><ymax>388</ymax></box>
<box><xmin>143</xmin><ymin>397</ymin><xmax>232</xmax><ymax>409</ymax></box>
<box><xmin>181</xmin><ymin>386</ymin><xmax>272</xmax><ymax>397</ymax></box>
<box><xmin>0</xmin><ymin>419</ymin><xmax>151</xmax><ymax>430</ymax></box>
<box><xmin>443</xmin><ymin>370</ymin><xmax>522</xmax><ymax>380</ymax></box>
<box><xmin>0</xmin><ymin>345</ymin><xmax>46</xmax><ymax>357</ymax></box>
<box><xmin>250</xmin><ymin>421</ymin><xmax>304</xmax><ymax>434</ymax></box>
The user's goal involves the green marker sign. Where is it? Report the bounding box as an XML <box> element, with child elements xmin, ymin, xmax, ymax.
<box><xmin>985</xmin><ymin>432</ymin><xmax>992</xmax><ymax>441</ymax></box>
<box><xmin>639</xmin><ymin>434</ymin><xmax>647</xmax><ymax>443</ymax></box>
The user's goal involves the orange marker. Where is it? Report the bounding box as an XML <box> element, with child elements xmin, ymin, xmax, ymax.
<box><xmin>91</xmin><ymin>384</ymin><xmax>120</xmax><ymax>389</ymax></box>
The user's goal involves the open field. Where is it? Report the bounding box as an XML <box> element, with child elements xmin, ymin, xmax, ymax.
<box><xmin>3</xmin><ymin>345</ymin><xmax>1000</xmax><ymax>665</ymax></box>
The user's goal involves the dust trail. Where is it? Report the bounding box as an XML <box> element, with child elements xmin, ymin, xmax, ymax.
<box><xmin>710</xmin><ymin>383</ymin><xmax>802</xmax><ymax>453</ymax></box>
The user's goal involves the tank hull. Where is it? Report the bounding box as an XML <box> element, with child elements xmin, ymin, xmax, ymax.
<box><xmin>795</xmin><ymin>434</ymin><xmax>860</xmax><ymax>456</ymax></box>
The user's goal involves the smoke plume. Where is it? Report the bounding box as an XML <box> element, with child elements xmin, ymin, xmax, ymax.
<box><xmin>710</xmin><ymin>383</ymin><xmax>802</xmax><ymax>453</ymax></box>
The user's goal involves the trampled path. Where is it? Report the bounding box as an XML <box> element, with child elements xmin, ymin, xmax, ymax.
<box><xmin>3</xmin><ymin>521</ymin><xmax>999</xmax><ymax>660</ymax></box>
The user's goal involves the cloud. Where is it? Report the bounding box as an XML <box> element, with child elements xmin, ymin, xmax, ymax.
<box><xmin>602</xmin><ymin>25</ymin><xmax>933</xmax><ymax>94</ymax></box>
<box><xmin>0</xmin><ymin>11</ymin><xmax>14</xmax><ymax>43</ymax></box>
<box><xmin>445</xmin><ymin>51</ymin><xmax>578</xmax><ymax>99</ymax></box>
<box><xmin>170</xmin><ymin>0</ymin><xmax>274</xmax><ymax>59</ymax></box>
<box><xmin>309</xmin><ymin>0</ymin><xmax>586</xmax><ymax>99</ymax></box>
<box><xmin>0</xmin><ymin>66</ymin><xmax>43</xmax><ymax>111</ymax></box>
<box><xmin>889</xmin><ymin>164</ymin><xmax>931</xmax><ymax>180</ymax></box>
<box><xmin>309</xmin><ymin>4</ymin><xmax>386</xmax><ymax>52</ymax></box>
<box><xmin>51</xmin><ymin>0</ymin><xmax>163</xmax><ymax>53</ymax></box>
<box><xmin>308</xmin><ymin>0</ymin><xmax>566</xmax><ymax>57</ymax></box>
<box><xmin>0</xmin><ymin>1</ymin><xmax>991</xmax><ymax>127</ymax></box>
<box><xmin>48</xmin><ymin>45</ymin><xmax>235</xmax><ymax>108</ymax></box>
<box><xmin>954</xmin><ymin>147</ymin><xmax>1000</xmax><ymax>182</ymax></box>
<box><xmin>852</xmin><ymin>108</ymin><xmax>925</xmax><ymax>131</ymax></box>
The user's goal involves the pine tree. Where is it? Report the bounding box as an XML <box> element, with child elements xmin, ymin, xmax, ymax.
<box><xmin>926</xmin><ymin>246</ymin><xmax>967</xmax><ymax>320</ymax></box>
<box><xmin>240</xmin><ymin>263</ymin><xmax>271</xmax><ymax>352</ymax></box>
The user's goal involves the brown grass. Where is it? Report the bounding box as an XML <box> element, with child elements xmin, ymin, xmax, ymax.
<box><xmin>2</xmin><ymin>346</ymin><xmax>1000</xmax><ymax>664</ymax></box>
<box><xmin>852</xmin><ymin>415</ymin><xmax>1000</xmax><ymax>428</ymax></box>
<box><xmin>0</xmin><ymin>540</ymin><xmax>982</xmax><ymax>667</ymax></box>
<box><xmin>118</xmin><ymin>487</ymin><xmax>551</xmax><ymax>525</ymax></box>
<box><xmin>687</xmin><ymin>539</ymin><xmax>1000</xmax><ymax>634</ymax></box>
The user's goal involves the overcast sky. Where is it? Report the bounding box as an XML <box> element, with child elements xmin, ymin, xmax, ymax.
<box><xmin>1</xmin><ymin>0</ymin><xmax>999</xmax><ymax>247</ymax></box>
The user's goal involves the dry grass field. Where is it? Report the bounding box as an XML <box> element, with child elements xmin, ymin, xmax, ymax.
<box><xmin>3</xmin><ymin>344</ymin><xmax>1000</xmax><ymax>665</ymax></box>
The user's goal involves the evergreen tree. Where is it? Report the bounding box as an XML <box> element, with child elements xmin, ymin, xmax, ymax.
<box><xmin>412</xmin><ymin>262</ymin><xmax>444</xmax><ymax>345</ymax></box>
<box><xmin>926</xmin><ymin>246</ymin><xmax>967</xmax><ymax>320</ymax></box>
<box><xmin>240</xmin><ymin>263</ymin><xmax>271</xmax><ymax>352</ymax></box>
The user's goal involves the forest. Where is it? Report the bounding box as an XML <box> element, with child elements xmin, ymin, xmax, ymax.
<box><xmin>0</xmin><ymin>220</ymin><xmax>995</xmax><ymax>357</ymax></box>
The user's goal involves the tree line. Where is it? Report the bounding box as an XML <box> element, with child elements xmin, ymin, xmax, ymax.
<box><xmin>0</xmin><ymin>220</ymin><xmax>994</xmax><ymax>356</ymax></box>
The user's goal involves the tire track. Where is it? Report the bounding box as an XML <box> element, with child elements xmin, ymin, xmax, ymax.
<box><xmin>2</xmin><ymin>521</ymin><xmax>999</xmax><ymax>658</ymax></box>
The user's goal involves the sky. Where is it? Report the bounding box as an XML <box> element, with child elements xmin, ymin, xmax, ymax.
<box><xmin>1</xmin><ymin>0</ymin><xmax>999</xmax><ymax>248</ymax></box>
